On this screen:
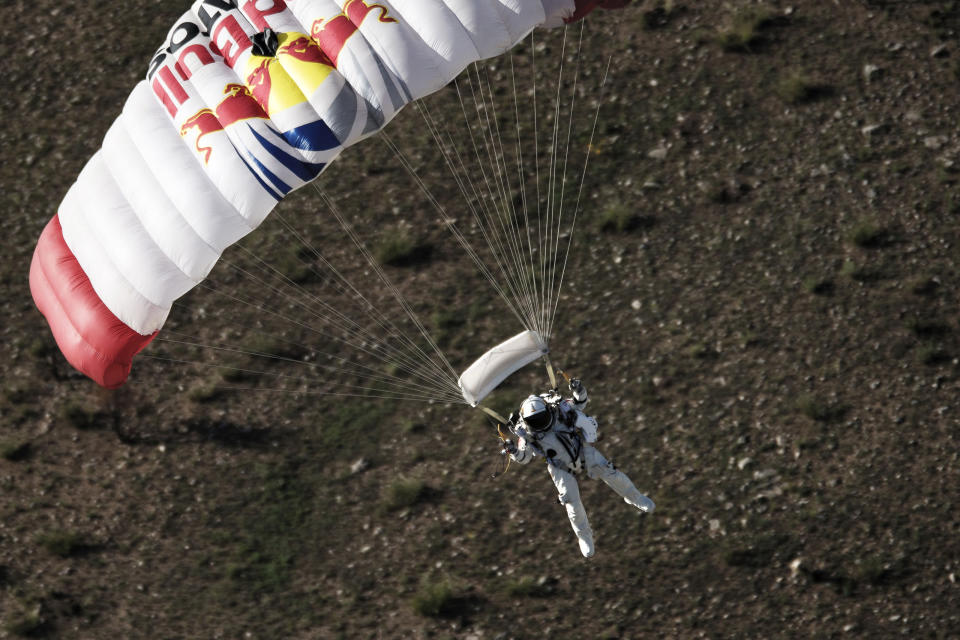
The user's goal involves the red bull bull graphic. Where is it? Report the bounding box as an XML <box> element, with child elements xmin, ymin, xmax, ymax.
<box><xmin>310</xmin><ymin>0</ymin><xmax>397</xmax><ymax>67</ymax></box>
<box><xmin>180</xmin><ymin>83</ymin><xmax>269</xmax><ymax>163</ymax></box>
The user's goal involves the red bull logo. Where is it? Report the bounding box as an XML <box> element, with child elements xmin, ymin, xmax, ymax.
<box><xmin>180</xmin><ymin>83</ymin><xmax>269</xmax><ymax>163</ymax></box>
<box><xmin>311</xmin><ymin>0</ymin><xmax>397</xmax><ymax>67</ymax></box>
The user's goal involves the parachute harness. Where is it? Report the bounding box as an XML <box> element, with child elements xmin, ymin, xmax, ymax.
<box><xmin>486</xmin><ymin>359</ymin><xmax>578</xmax><ymax>479</ymax></box>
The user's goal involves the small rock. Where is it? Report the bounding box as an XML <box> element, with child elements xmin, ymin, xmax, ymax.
<box><xmin>630</xmin><ymin>299</ymin><xmax>642</xmax><ymax>311</ymax></box>
<box><xmin>648</xmin><ymin>146</ymin><xmax>668</xmax><ymax>160</ymax></box>
<box><xmin>753</xmin><ymin>468</ymin><xmax>777</xmax><ymax>481</ymax></box>
<box><xmin>863</xmin><ymin>64</ymin><xmax>881</xmax><ymax>81</ymax></box>
<box><xmin>931</xmin><ymin>44</ymin><xmax>949</xmax><ymax>58</ymax></box>
<box><xmin>737</xmin><ymin>457</ymin><xmax>752</xmax><ymax>470</ymax></box>
<box><xmin>861</xmin><ymin>123</ymin><xmax>886</xmax><ymax>137</ymax></box>
<box><xmin>350</xmin><ymin>458</ymin><xmax>369</xmax><ymax>474</ymax></box>
<box><xmin>789</xmin><ymin>557</ymin><xmax>804</xmax><ymax>575</ymax></box>
<box><xmin>924</xmin><ymin>135</ymin><xmax>948</xmax><ymax>150</ymax></box>
<box><xmin>709</xmin><ymin>519</ymin><xmax>721</xmax><ymax>532</ymax></box>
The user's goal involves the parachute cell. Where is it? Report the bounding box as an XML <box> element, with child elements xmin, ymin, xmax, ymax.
<box><xmin>29</xmin><ymin>0</ymin><xmax>630</xmax><ymax>387</ymax></box>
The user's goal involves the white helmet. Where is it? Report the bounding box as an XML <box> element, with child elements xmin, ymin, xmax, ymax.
<box><xmin>520</xmin><ymin>395</ymin><xmax>554</xmax><ymax>432</ymax></box>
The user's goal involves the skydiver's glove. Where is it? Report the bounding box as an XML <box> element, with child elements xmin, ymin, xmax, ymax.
<box><xmin>508</xmin><ymin>411</ymin><xmax>520</xmax><ymax>427</ymax></box>
<box><xmin>569</xmin><ymin>378</ymin><xmax>587</xmax><ymax>403</ymax></box>
<box><xmin>501</xmin><ymin>439</ymin><xmax>518</xmax><ymax>456</ymax></box>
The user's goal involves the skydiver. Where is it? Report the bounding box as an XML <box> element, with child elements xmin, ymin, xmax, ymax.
<box><xmin>501</xmin><ymin>378</ymin><xmax>655</xmax><ymax>558</ymax></box>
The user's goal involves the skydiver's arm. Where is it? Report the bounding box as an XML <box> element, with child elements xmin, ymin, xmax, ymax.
<box><xmin>509</xmin><ymin>436</ymin><xmax>535</xmax><ymax>464</ymax></box>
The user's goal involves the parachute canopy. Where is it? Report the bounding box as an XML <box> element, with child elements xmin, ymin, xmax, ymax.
<box><xmin>29</xmin><ymin>0</ymin><xmax>630</xmax><ymax>388</ymax></box>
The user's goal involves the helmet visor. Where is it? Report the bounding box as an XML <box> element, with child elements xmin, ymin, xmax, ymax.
<box><xmin>523</xmin><ymin>407</ymin><xmax>553</xmax><ymax>431</ymax></box>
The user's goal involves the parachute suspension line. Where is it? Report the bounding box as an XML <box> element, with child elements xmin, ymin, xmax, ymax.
<box><xmin>167</xmin><ymin>278</ymin><xmax>464</xmax><ymax>403</ymax></box>
<box><xmin>541</xmin><ymin>25</ymin><xmax>570</xmax><ymax>343</ymax></box>
<box><xmin>382</xmin><ymin>115</ymin><xmax>534</xmax><ymax>336</ymax></box>
<box><xmin>312</xmin><ymin>185</ymin><xmax>464</xmax><ymax>392</ymax></box>
<box><xmin>140</xmin><ymin>357</ymin><xmax>457</xmax><ymax>402</ymax></box>
<box><xmin>456</xmin><ymin>66</ymin><xmax>542</xmax><ymax>333</ymax></box>
<box><xmin>266</xmin><ymin>213</ymin><xmax>462</xmax><ymax>395</ymax></box>
<box><xmin>547</xmin><ymin>53</ymin><xmax>615</xmax><ymax>342</ymax></box>
<box><xmin>395</xmin><ymin>25</ymin><xmax>595</xmax><ymax>352</ymax></box>
<box><xmin>205</xmin><ymin>245</ymin><xmax>462</xmax><ymax>400</ymax></box>
<box><xmin>153</xmin><ymin>330</ymin><xmax>461</xmax><ymax>402</ymax></box>
<box><xmin>456</xmin><ymin>55</ymin><xmax>548</xmax><ymax>336</ymax></box>
<box><xmin>530</xmin><ymin>29</ymin><xmax>542</xmax><ymax>276</ymax></box>
<box><xmin>475</xmin><ymin>64</ymin><xmax>540</xmax><ymax>329</ymax></box>
<box><xmin>509</xmin><ymin>51</ymin><xmax>540</xmax><ymax>342</ymax></box>
<box><xmin>207</xmin><ymin>263</ymin><xmax>458</xmax><ymax>400</ymax></box>
<box><xmin>144</xmin><ymin>342</ymin><xmax>461</xmax><ymax>403</ymax></box>
<box><xmin>545</xmin><ymin>22</ymin><xmax>586</xmax><ymax>344</ymax></box>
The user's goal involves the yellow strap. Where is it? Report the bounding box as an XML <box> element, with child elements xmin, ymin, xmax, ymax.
<box><xmin>479</xmin><ymin>405</ymin><xmax>508</xmax><ymax>424</ymax></box>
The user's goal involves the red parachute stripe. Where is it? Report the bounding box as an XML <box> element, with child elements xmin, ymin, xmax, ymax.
<box><xmin>29</xmin><ymin>215</ymin><xmax>157</xmax><ymax>388</ymax></box>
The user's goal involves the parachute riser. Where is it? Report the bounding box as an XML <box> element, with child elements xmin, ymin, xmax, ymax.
<box><xmin>479</xmin><ymin>405</ymin><xmax>509</xmax><ymax>424</ymax></box>
<box><xmin>544</xmin><ymin>355</ymin><xmax>558</xmax><ymax>390</ymax></box>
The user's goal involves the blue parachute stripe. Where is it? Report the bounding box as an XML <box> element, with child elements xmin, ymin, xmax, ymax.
<box><xmin>244</xmin><ymin>151</ymin><xmax>293</xmax><ymax>197</ymax></box>
<box><xmin>236</xmin><ymin>153</ymin><xmax>284</xmax><ymax>201</ymax></box>
<box><xmin>250</xmin><ymin>126</ymin><xmax>326</xmax><ymax>182</ymax></box>
<box><xmin>279</xmin><ymin>119</ymin><xmax>342</xmax><ymax>152</ymax></box>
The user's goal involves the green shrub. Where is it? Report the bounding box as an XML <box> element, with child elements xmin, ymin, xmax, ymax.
<box><xmin>906</xmin><ymin>318</ymin><xmax>951</xmax><ymax>339</ymax></box>
<box><xmin>723</xmin><ymin>533</ymin><xmax>794</xmax><ymax>568</ymax></box>
<box><xmin>3</xmin><ymin>384</ymin><xmax>33</xmax><ymax>405</ymax></box>
<box><xmin>840</xmin><ymin>260</ymin><xmax>882</xmax><ymax>283</ymax></box>
<box><xmin>1</xmin><ymin>440</ymin><xmax>30</xmax><ymax>462</ymax></box>
<box><xmin>848</xmin><ymin>221</ymin><xmax>890</xmax><ymax>249</ymax></box>
<box><xmin>803</xmin><ymin>277</ymin><xmax>834</xmax><ymax>296</ymax></box>
<box><xmin>642</xmin><ymin>0</ymin><xmax>681</xmax><ymax>30</ymax></box>
<box><xmin>375</xmin><ymin>233</ymin><xmax>433</xmax><ymax>267</ymax></box>
<box><xmin>776</xmin><ymin>73</ymin><xmax>830</xmax><ymax>105</ymax></box>
<box><xmin>59</xmin><ymin>402</ymin><xmax>100</xmax><ymax>430</ymax></box>
<box><xmin>188</xmin><ymin>382</ymin><xmax>224</xmax><ymax>403</ymax></box>
<box><xmin>273</xmin><ymin>247</ymin><xmax>321</xmax><ymax>285</ymax></box>
<box><xmin>411</xmin><ymin>578</ymin><xmax>457</xmax><ymax>617</ymax></box>
<box><xmin>597</xmin><ymin>203</ymin><xmax>655</xmax><ymax>233</ymax></box>
<box><xmin>716</xmin><ymin>6</ymin><xmax>774</xmax><ymax>52</ymax></box>
<box><xmin>382</xmin><ymin>478</ymin><xmax>428</xmax><ymax>511</ymax></box>
<box><xmin>916</xmin><ymin>344</ymin><xmax>950</xmax><ymax>366</ymax></box>
<box><xmin>4</xmin><ymin>607</ymin><xmax>44</xmax><ymax>637</ymax></box>
<box><xmin>795</xmin><ymin>394</ymin><xmax>846</xmax><ymax>423</ymax></box>
<box><xmin>504</xmin><ymin>575</ymin><xmax>552</xmax><ymax>597</ymax></box>
<box><xmin>36</xmin><ymin>530</ymin><xmax>87</xmax><ymax>557</ymax></box>
<box><xmin>241</xmin><ymin>334</ymin><xmax>307</xmax><ymax>361</ymax></box>
<box><xmin>220</xmin><ymin>365</ymin><xmax>261</xmax><ymax>384</ymax></box>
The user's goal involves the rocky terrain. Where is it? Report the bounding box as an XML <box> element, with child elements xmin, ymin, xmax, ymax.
<box><xmin>2</xmin><ymin>1</ymin><xmax>960</xmax><ymax>638</ymax></box>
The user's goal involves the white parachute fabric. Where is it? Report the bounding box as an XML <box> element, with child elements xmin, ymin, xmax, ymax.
<box><xmin>54</xmin><ymin>0</ymin><xmax>577</xmax><ymax>337</ymax></box>
<box><xmin>458</xmin><ymin>329</ymin><xmax>549</xmax><ymax>406</ymax></box>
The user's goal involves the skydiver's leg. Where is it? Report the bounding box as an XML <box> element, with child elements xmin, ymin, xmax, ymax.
<box><xmin>547</xmin><ymin>464</ymin><xmax>595</xmax><ymax>558</ymax></box>
<box><xmin>584</xmin><ymin>446</ymin><xmax>655</xmax><ymax>513</ymax></box>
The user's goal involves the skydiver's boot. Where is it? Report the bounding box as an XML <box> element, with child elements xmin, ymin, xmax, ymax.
<box><xmin>577</xmin><ymin>533</ymin><xmax>595</xmax><ymax>558</ymax></box>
